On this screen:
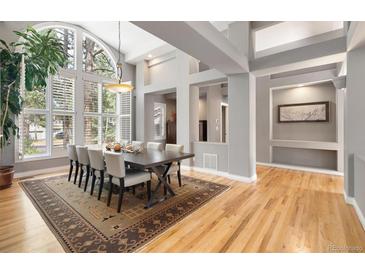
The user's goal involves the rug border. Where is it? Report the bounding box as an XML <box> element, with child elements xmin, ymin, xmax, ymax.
<box><xmin>19</xmin><ymin>180</ymin><xmax>72</xmax><ymax>253</ymax></box>
<box><xmin>19</xmin><ymin>175</ymin><xmax>230</xmax><ymax>253</ymax></box>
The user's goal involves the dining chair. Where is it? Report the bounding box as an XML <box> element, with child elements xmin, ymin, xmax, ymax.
<box><xmin>87</xmin><ymin>149</ymin><xmax>106</xmax><ymax>200</ymax></box>
<box><xmin>165</xmin><ymin>144</ymin><xmax>184</xmax><ymax>187</ymax></box>
<box><xmin>132</xmin><ymin>141</ymin><xmax>144</xmax><ymax>151</ymax></box>
<box><xmin>146</xmin><ymin>142</ymin><xmax>163</xmax><ymax>151</ymax></box>
<box><xmin>104</xmin><ymin>152</ymin><xmax>151</xmax><ymax>213</ymax></box>
<box><xmin>76</xmin><ymin>146</ymin><xmax>91</xmax><ymax>189</ymax></box>
<box><xmin>67</xmin><ymin>144</ymin><xmax>79</xmax><ymax>184</ymax></box>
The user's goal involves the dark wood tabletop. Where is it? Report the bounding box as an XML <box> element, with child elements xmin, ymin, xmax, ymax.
<box><xmin>115</xmin><ymin>150</ymin><xmax>194</xmax><ymax>169</ymax></box>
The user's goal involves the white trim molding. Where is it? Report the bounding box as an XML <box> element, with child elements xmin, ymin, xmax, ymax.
<box><xmin>257</xmin><ymin>162</ymin><xmax>344</xmax><ymax>176</ymax></box>
<box><xmin>14</xmin><ymin>165</ymin><xmax>69</xmax><ymax>179</ymax></box>
<box><xmin>343</xmin><ymin>193</ymin><xmax>365</xmax><ymax>231</ymax></box>
<box><xmin>181</xmin><ymin>165</ymin><xmax>257</xmax><ymax>183</ymax></box>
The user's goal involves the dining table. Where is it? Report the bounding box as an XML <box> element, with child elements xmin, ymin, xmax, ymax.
<box><xmin>112</xmin><ymin>149</ymin><xmax>195</xmax><ymax>208</ymax></box>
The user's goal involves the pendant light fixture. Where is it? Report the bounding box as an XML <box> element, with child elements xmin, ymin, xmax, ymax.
<box><xmin>104</xmin><ymin>21</ymin><xmax>134</xmax><ymax>92</ymax></box>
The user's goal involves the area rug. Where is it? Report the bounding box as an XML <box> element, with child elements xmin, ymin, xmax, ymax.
<box><xmin>19</xmin><ymin>174</ymin><xmax>228</xmax><ymax>252</ymax></box>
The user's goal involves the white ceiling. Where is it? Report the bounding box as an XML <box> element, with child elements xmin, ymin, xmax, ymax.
<box><xmin>67</xmin><ymin>21</ymin><xmax>171</xmax><ymax>62</ymax></box>
<box><xmin>67</xmin><ymin>21</ymin><xmax>232</xmax><ymax>64</ymax></box>
<box><xmin>255</xmin><ymin>21</ymin><xmax>344</xmax><ymax>52</ymax></box>
<box><xmin>66</xmin><ymin>21</ymin><xmax>344</xmax><ymax>67</ymax></box>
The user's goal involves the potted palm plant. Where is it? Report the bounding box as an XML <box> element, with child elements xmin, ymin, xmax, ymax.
<box><xmin>0</xmin><ymin>27</ymin><xmax>67</xmax><ymax>189</ymax></box>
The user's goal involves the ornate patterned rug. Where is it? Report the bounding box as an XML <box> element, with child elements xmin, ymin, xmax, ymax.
<box><xmin>20</xmin><ymin>174</ymin><xmax>228</xmax><ymax>252</ymax></box>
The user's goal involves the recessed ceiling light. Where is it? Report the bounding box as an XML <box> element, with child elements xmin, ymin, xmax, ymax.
<box><xmin>147</xmin><ymin>54</ymin><xmax>153</xmax><ymax>58</ymax></box>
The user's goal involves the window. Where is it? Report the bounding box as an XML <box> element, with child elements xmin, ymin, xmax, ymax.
<box><xmin>20</xmin><ymin>113</ymin><xmax>48</xmax><ymax>158</ymax></box>
<box><xmin>83</xmin><ymin>35</ymin><xmax>116</xmax><ymax>78</ymax></box>
<box><xmin>40</xmin><ymin>28</ymin><xmax>76</xmax><ymax>69</ymax></box>
<box><xmin>120</xmin><ymin>91</ymin><xmax>132</xmax><ymax>141</ymax></box>
<box><xmin>17</xmin><ymin>24</ymin><xmax>133</xmax><ymax>161</ymax></box>
<box><xmin>154</xmin><ymin>103</ymin><xmax>166</xmax><ymax>140</ymax></box>
<box><xmin>52</xmin><ymin>115</ymin><xmax>73</xmax><ymax>156</ymax></box>
<box><xmin>83</xmin><ymin>81</ymin><xmax>131</xmax><ymax>145</ymax></box>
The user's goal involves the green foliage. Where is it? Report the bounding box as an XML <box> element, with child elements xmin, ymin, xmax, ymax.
<box><xmin>0</xmin><ymin>27</ymin><xmax>67</xmax><ymax>148</ymax></box>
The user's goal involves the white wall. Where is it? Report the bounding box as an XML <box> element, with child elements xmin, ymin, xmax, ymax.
<box><xmin>199</xmin><ymin>96</ymin><xmax>207</xmax><ymax>120</ymax></box>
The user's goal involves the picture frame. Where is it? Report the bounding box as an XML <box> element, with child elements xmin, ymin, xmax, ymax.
<box><xmin>278</xmin><ymin>101</ymin><xmax>329</xmax><ymax>123</ymax></box>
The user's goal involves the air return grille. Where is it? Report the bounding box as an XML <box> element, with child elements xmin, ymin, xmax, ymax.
<box><xmin>203</xmin><ymin>153</ymin><xmax>218</xmax><ymax>170</ymax></box>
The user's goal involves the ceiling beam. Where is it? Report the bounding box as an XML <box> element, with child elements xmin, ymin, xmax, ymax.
<box><xmin>250</xmin><ymin>21</ymin><xmax>282</xmax><ymax>31</ymax></box>
<box><xmin>251</xmin><ymin>36</ymin><xmax>347</xmax><ymax>76</ymax></box>
<box><xmin>131</xmin><ymin>21</ymin><xmax>249</xmax><ymax>74</ymax></box>
<box><xmin>347</xmin><ymin>21</ymin><xmax>365</xmax><ymax>51</ymax></box>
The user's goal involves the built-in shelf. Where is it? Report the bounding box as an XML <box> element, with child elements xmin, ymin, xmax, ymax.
<box><xmin>270</xmin><ymin>139</ymin><xmax>340</xmax><ymax>151</ymax></box>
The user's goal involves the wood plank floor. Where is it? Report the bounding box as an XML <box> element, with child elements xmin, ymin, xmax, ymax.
<box><xmin>0</xmin><ymin>166</ymin><xmax>364</xmax><ymax>252</ymax></box>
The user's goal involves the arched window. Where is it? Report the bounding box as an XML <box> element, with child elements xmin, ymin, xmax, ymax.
<box><xmin>17</xmin><ymin>23</ymin><xmax>132</xmax><ymax>160</ymax></box>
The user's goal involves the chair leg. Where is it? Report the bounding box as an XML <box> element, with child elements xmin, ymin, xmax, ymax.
<box><xmin>98</xmin><ymin>171</ymin><xmax>104</xmax><ymax>200</ymax></box>
<box><xmin>117</xmin><ymin>178</ymin><xmax>125</xmax><ymax>213</ymax></box>
<box><xmin>78</xmin><ymin>164</ymin><xmax>84</xmax><ymax>188</ymax></box>
<box><xmin>132</xmin><ymin>185</ymin><xmax>136</xmax><ymax>195</ymax></box>
<box><xmin>84</xmin><ymin>165</ymin><xmax>90</xmax><ymax>192</ymax></box>
<box><xmin>147</xmin><ymin>181</ymin><xmax>151</xmax><ymax>202</ymax></box>
<box><xmin>73</xmin><ymin>162</ymin><xmax>79</xmax><ymax>184</ymax></box>
<box><xmin>167</xmin><ymin>175</ymin><xmax>171</xmax><ymax>184</ymax></box>
<box><xmin>68</xmin><ymin>160</ymin><xmax>73</xmax><ymax>182</ymax></box>
<box><xmin>177</xmin><ymin>163</ymin><xmax>182</xmax><ymax>187</ymax></box>
<box><xmin>90</xmin><ymin>169</ymin><xmax>96</xmax><ymax>196</ymax></box>
<box><xmin>107</xmin><ymin>175</ymin><xmax>113</xmax><ymax>207</ymax></box>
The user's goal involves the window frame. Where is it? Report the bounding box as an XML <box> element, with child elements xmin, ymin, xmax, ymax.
<box><xmin>16</xmin><ymin>23</ymin><xmax>133</xmax><ymax>162</ymax></box>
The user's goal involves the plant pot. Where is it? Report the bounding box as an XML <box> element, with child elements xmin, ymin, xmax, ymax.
<box><xmin>0</xmin><ymin>165</ymin><xmax>14</xmax><ymax>190</ymax></box>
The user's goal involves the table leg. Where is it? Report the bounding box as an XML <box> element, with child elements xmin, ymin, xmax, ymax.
<box><xmin>145</xmin><ymin>163</ymin><xmax>175</xmax><ymax>208</ymax></box>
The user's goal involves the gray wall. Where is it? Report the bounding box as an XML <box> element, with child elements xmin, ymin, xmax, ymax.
<box><xmin>272</xmin><ymin>82</ymin><xmax>337</xmax><ymax>142</ymax></box>
<box><xmin>272</xmin><ymin>147</ymin><xmax>337</xmax><ymax>170</ymax></box>
<box><xmin>199</xmin><ymin>85</ymin><xmax>227</xmax><ymax>143</ymax></box>
<box><xmin>192</xmin><ymin>142</ymin><xmax>228</xmax><ymax>172</ymax></box>
<box><xmin>256</xmin><ymin>76</ymin><xmax>271</xmax><ymax>163</ymax></box>
<box><xmin>206</xmin><ymin>85</ymin><xmax>222</xmax><ymax>142</ymax></box>
<box><xmin>144</xmin><ymin>93</ymin><xmax>167</xmax><ymax>143</ymax></box>
<box><xmin>199</xmin><ymin>96</ymin><xmax>207</xmax><ymax>120</ymax></box>
<box><xmin>345</xmin><ymin>46</ymin><xmax>365</xmax><ymax>198</ymax></box>
<box><xmin>256</xmin><ymin>76</ymin><xmax>339</xmax><ymax>170</ymax></box>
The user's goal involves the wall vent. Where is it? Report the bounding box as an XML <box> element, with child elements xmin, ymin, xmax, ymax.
<box><xmin>203</xmin><ymin>153</ymin><xmax>218</xmax><ymax>170</ymax></box>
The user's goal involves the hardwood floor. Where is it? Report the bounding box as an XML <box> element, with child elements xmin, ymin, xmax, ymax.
<box><xmin>0</xmin><ymin>166</ymin><xmax>364</xmax><ymax>252</ymax></box>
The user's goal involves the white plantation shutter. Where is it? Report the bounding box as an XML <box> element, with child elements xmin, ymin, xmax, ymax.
<box><xmin>84</xmin><ymin>80</ymin><xmax>100</xmax><ymax>113</ymax></box>
<box><xmin>120</xmin><ymin>92</ymin><xmax>132</xmax><ymax>142</ymax></box>
<box><xmin>52</xmin><ymin>76</ymin><xmax>75</xmax><ymax>111</ymax></box>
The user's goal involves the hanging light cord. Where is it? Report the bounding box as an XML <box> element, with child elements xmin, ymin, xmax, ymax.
<box><xmin>118</xmin><ymin>21</ymin><xmax>121</xmax><ymax>63</ymax></box>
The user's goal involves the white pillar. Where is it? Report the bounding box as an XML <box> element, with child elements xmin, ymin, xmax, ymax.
<box><xmin>176</xmin><ymin>51</ymin><xmax>199</xmax><ymax>164</ymax></box>
<box><xmin>135</xmin><ymin>61</ymin><xmax>148</xmax><ymax>141</ymax></box>
<box><xmin>345</xmin><ymin>47</ymin><xmax>365</xmax><ymax>197</ymax></box>
<box><xmin>228</xmin><ymin>73</ymin><xmax>256</xmax><ymax>180</ymax></box>
<box><xmin>226</xmin><ymin>22</ymin><xmax>256</xmax><ymax>181</ymax></box>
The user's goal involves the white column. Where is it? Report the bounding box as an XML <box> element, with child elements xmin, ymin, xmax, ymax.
<box><xmin>227</xmin><ymin>22</ymin><xmax>256</xmax><ymax>181</ymax></box>
<box><xmin>74</xmin><ymin>28</ymin><xmax>84</xmax><ymax>145</ymax></box>
<box><xmin>345</xmin><ymin>46</ymin><xmax>365</xmax><ymax>197</ymax></box>
<box><xmin>176</xmin><ymin>51</ymin><xmax>199</xmax><ymax>165</ymax></box>
<box><xmin>135</xmin><ymin>61</ymin><xmax>148</xmax><ymax>141</ymax></box>
<box><xmin>336</xmin><ymin>89</ymin><xmax>345</xmax><ymax>173</ymax></box>
<box><xmin>228</xmin><ymin>73</ymin><xmax>256</xmax><ymax>181</ymax></box>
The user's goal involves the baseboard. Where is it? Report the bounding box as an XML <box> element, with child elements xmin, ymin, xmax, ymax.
<box><xmin>257</xmin><ymin>162</ymin><xmax>344</xmax><ymax>176</ymax></box>
<box><xmin>14</xmin><ymin>165</ymin><xmax>69</xmax><ymax>179</ymax></box>
<box><xmin>343</xmin><ymin>192</ymin><xmax>365</xmax><ymax>231</ymax></box>
<box><xmin>181</xmin><ymin>165</ymin><xmax>256</xmax><ymax>183</ymax></box>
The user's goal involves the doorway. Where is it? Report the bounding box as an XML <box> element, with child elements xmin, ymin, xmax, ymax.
<box><xmin>221</xmin><ymin>103</ymin><xmax>228</xmax><ymax>143</ymax></box>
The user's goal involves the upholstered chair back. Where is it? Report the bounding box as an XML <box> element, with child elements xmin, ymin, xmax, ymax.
<box><xmin>76</xmin><ymin>146</ymin><xmax>90</xmax><ymax>165</ymax></box>
<box><xmin>104</xmin><ymin>152</ymin><xmax>126</xmax><ymax>178</ymax></box>
<box><xmin>132</xmin><ymin>141</ymin><xmax>144</xmax><ymax>151</ymax></box>
<box><xmin>147</xmin><ymin>142</ymin><xmax>163</xmax><ymax>151</ymax></box>
<box><xmin>165</xmin><ymin>144</ymin><xmax>184</xmax><ymax>153</ymax></box>
<box><xmin>67</xmin><ymin>144</ymin><xmax>78</xmax><ymax>161</ymax></box>
<box><xmin>88</xmin><ymin>149</ymin><xmax>105</xmax><ymax>171</ymax></box>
